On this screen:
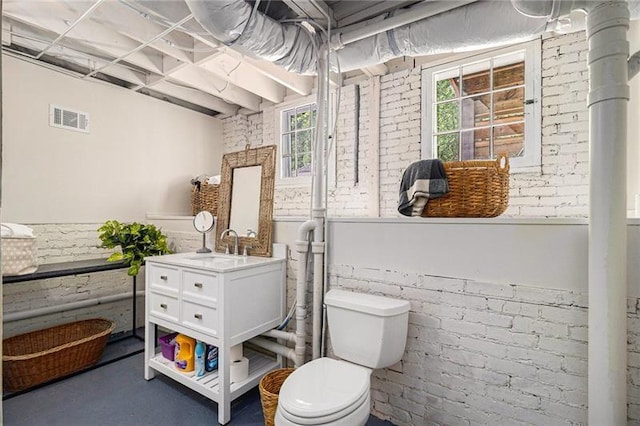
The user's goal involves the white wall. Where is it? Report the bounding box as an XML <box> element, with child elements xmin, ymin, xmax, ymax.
<box><xmin>2</xmin><ymin>55</ymin><xmax>224</xmax><ymax>224</ymax></box>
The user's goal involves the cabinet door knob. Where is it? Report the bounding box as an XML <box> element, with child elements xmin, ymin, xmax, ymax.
<box><xmin>194</xmin><ymin>282</ymin><xmax>203</xmax><ymax>288</ymax></box>
<box><xmin>160</xmin><ymin>275</ymin><xmax>168</xmax><ymax>280</ymax></box>
<box><xmin>194</xmin><ymin>313</ymin><xmax>203</xmax><ymax>320</ymax></box>
<box><xmin>160</xmin><ymin>303</ymin><xmax>167</xmax><ymax>309</ymax></box>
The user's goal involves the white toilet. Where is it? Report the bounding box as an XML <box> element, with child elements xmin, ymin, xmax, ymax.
<box><xmin>275</xmin><ymin>289</ymin><xmax>410</xmax><ymax>426</ymax></box>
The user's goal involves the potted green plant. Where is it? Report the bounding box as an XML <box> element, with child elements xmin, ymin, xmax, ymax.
<box><xmin>98</xmin><ymin>220</ymin><xmax>172</xmax><ymax>276</ymax></box>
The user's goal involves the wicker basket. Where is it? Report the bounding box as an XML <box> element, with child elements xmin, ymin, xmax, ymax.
<box><xmin>191</xmin><ymin>182</ymin><xmax>219</xmax><ymax>216</ymax></box>
<box><xmin>3</xmin><ymin>318</ymin><xmax>115</xmax><ymax>392</ymax></box>
<box><xmin>259</xmin><ymin>368</ymin><xmax>295</xmax><ymax>426</ymax></box>
<box><xmin>422</xmin><ymin>153</ymin><xmax>510</xmax><ymax>218</ymax></box>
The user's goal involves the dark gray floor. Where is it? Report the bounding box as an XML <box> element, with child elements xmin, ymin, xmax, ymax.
<box><xmin>3</xmin><ymin>336</ymin><xmax>394</xmax><ymax>426</ymax></box>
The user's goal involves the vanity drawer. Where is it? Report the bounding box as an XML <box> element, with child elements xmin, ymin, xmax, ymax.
<box><xmin>181</xmin><ymin>301</ymin><xmax>218</xmax><ymax>336</ymax></box>
<box><xmin>149</xmin><ymin>292</ymin><xmax>179</xmax><ymax>322</ymax></box>
<box><xmin>147</xmin><ymin>264</ymin><xmax>179</xmax><ymax>293</ymax></box>
<box><xmin>182</xmin><ymin>270</ymin><xmax>218</xmax><ymax>303</ymax></box>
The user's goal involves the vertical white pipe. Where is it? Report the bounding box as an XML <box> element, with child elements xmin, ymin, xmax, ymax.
<box><xmin>368</xmin><ymin>76</ymin><xmax>381</xmax><ymax>217</ymax></box>
<box><xmin>587</xmin><ymin>1</ymin><xmax>630</xmax><ymax>424</ymax></box>
<box><xmin>311</xmin><ymin>47</ymin><xmax>329</xmax><ymax>360</ymax></box>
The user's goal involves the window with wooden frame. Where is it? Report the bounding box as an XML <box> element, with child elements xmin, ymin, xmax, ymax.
<box><xmin>422</xmin><ymin>40</ymin><xmax>541</xmax><ymax>169</ymax></box>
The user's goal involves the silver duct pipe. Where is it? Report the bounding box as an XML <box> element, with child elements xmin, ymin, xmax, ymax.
<box><xmin>187</xmin><ymin>0</ymin><xmax>640</xmax><ymax>76</ymax></box>
<box><xmin>336</xmin><ymin>0</ymin><xmax>549</xmax><ymax>72</ymax></box>
<box><xmin>185</xmin><ymin>0</ymin><xmax>317</xmax><ymax>75</ymax></box>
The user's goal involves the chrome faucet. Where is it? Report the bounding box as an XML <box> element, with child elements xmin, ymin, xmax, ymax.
<box><xmin>221</xmin><ymin>229</ymin><xmax>238</xmax><ymax>255</ymax></box>
<box><xmin>247</xmin><ymin>229</ymin><xmax>257</xmax><ymax>238</ymax></box>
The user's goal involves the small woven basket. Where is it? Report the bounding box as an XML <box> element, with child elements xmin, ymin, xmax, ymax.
<box><xmin>3</xmin><ymin>318</ymin><xmax>115</xmax><ymax>392</ymax></box>
<box><xmin>259</xmin><ymin>368</ymin><xmax>295</xmax><ymax>426</ymax></box>
<box><xmin>191</xmin><ymin>182</ymin><xmax>219</xmax><ymax>216</ymax></box>
<box><xmin>422</xmin><ymin>153</ymin><xmax>510</xmax><ymax>218</ymax></box>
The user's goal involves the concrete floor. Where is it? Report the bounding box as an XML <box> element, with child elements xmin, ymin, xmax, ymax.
<box><xmin>3</xmin><ymin>336</ymin><xmax>394</xmax><ymax>425</ymax></box>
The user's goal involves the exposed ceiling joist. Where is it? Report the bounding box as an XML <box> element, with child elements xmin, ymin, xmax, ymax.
<box><xmin>331</xmin><ymin>1</ymin><xmax>418</xmax><ymax>27</ymax></box>
<box><xmin>149</xmin><ymin>80</ymin><xmax>239</xmax><ymax>116</ymax></box>
<box><xmin>197</xmin><ymin>54</ymin><xmax>286</xmax><ymax>104</ymax></box>
<box><xmin>4</xmin><ymin>3</ymin><xmax>165</xmax><ymax>75</ymax></box>
<box><xmin>282</xmin><ymin>0</ymin><xmax>337</xmax><ymax>28</ymax></box>
<box><xmin>170</xmin><ymin>65</ymin><xmax>262</xmax><ymax>111</ymax></box>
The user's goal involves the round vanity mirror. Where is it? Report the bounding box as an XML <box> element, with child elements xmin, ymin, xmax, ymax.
<box><xmin>193</xmin><ymin>211</ymin><xmax>215</xmax><ymax>253</ymax></box>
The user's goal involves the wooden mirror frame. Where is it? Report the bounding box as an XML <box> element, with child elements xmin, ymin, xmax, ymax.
<box><xmin>215</xmin><ymin>145</ymin><xmax>276</xmax><ymax>257</ymax></box>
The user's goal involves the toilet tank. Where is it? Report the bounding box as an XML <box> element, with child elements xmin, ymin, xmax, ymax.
<box><xmin>325</xmin><ymin>289</ymin><xmax>410</xmax><ymax>369</ymax></box>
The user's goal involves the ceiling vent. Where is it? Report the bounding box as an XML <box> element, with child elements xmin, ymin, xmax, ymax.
<box><xmin>49</xmin><ymin>104</ymin><xmax>90</xmax><ymax>133</ymax></box>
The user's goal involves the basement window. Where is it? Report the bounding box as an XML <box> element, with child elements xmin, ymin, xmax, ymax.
<box><xmin>422</xmin><ymin>39</ymin><xmax>541</xmax><ymax>169</ymax></box>
<box><xmin>279</xmin><ymin>102</ymin><xmax>317</xmax><ymax>180</ymax></box>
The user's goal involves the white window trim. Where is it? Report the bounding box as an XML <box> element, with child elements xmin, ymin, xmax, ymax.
<box><xmin>274</xmin><ymin>94</ymin><xmax>336</xmax><ymax>187</ymax></box>
<box><xmin>421</xmin><ymin>39</ymin><xmax>542</xmax><ymax>170</ymax></box>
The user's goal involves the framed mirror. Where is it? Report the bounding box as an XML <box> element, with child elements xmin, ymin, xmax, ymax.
<box><xmin>215</xmin><ymin>145</ymin><xmax>276</xmax><ymax>257</ymax></box>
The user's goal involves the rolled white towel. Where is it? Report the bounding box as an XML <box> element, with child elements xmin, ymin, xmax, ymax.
<box><xmin>207</xmin><ymin>175</ymin><xmax>221</xmax><ymax>185</ymax></box>
<box><xmin>1</xmin><ymin>223</ymin><xmax>35</xmax><ymax>238</ymax></box>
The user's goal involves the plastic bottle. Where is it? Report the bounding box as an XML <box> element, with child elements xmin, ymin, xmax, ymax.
<box><xmin>205</xmin><ymin>345</ymin><xmax>218</xmax><ymax>372</ymax></box>
<box><xmin>195</xmin><ymin>340</ymin><xmax>206</xmax><ymax>377</ymax></box>
<box><xmin>174</xmin><ymin>334</ymin><xmax>195</xmax><ymax>372</ymax></box>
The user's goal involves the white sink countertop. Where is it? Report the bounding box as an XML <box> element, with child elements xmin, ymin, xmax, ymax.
<box><xmin>145</xmin><ymin>252</ymin><xmax>285</xmax><ymax>272</ymax></box>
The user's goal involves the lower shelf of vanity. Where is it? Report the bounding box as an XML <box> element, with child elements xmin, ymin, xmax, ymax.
<box><xmin>148</xmin><ymin>349</ymin><xmax>279</xmax><ymax>402</ymax></box>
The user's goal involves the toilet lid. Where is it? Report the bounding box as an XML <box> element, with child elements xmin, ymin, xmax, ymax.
<box><xmin>279</xmin><ymin>358</ymin><xmax>370</xmax><ymax>420</ymax></box>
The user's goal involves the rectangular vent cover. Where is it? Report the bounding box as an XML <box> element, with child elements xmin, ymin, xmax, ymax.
<box><xmin>49</xmin><ymin>104</ymin><xmax>90</xmax><ymax>133</ymax></box>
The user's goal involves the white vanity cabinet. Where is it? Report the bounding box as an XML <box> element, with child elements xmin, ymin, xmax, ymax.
<box><xmin>143</xmin><ymin>252</ymin><xmax>286</xmax><ymax>425</ymax></box>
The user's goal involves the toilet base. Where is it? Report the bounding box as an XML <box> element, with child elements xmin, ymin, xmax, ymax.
<box><xmin>275</xmin><ymin>393</ymin><xmax>370</xmax><ymax>426</ymax></box>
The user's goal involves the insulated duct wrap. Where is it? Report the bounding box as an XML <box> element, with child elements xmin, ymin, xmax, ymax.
<box><xmin>185</xmin><ymin>0</ymin><xmax>317</xmax><ymax>75</ymax></box>
<box><xmin>186</xmin><ymin>0</ymin><xmax>640</xmax><ymax>76</ymax></box>
<box><xmin>336</xmin><ymin>1</ymin><xmax>550</xmax><ymax>72</ymax></box>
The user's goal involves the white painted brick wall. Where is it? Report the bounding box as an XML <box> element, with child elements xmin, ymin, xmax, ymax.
<box><xmin>222</xmin><ymin>33</ymin><xmax>589</xmax><ymax>218</ymax></box>
<box><xmin>2</xmin><ymin>223</ymin><xmax>182</xmax><ymax>336</ymax></box>
<box><xmin>329</xmin><ymin>264</ymin><xmax>599</xmax><ymax>425</ymax></box>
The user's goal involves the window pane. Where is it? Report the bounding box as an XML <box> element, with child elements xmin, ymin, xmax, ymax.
<box><xmin>282</xmin><ymin>156</ymin><xmax>292</xmax><ymax>178</ymax></box>
<box><xmin>435</xmin><ymin>68</ymin><xmax>460</xmax><ymax>102</ymax></box>
<box><xmin>281</xmin><ymin>133</ymin><xmax>292</xmax><ymax>156</ymax></box>
<box><xmin>297</xmin><ymin>129</ymin><xmax>313</xmax><ymax>155</ymax></box>
<box><xmin>436</xmin><ymin>133</ymin><xmax>459</xmax><ymax>162</ymax></box>
<box><xmin>461</xmin><ymin>94</ymin><xmax>490</xmax><ymax>129</ymax></box>
<box><xmin>493</xmin><ymin>87</ymin><xmax>524</xmax><ymax>124</ymax></box>
<box><xmin>296</xmin><ymin>153</ymin><xmax>312</xmax><ymax>177</ymax></box>
<box><xmin>493</xmin><ymin>124</ymin><xmax>525</xmax><ymax>158</ymax></box>
<box><xmin>296</xmin><ymin>106</ymin><xmax>313</xmax><ymax>130</ymax></box>
<box><xmin>435</xmin><ymin>101</ymin><xmax>459</xmax><ymax>132</ymax></box>
<box><xmin>283</xmin><ymin>110</ymin><xmax>295</xmax><ymax>132</ymax></box>
<box><xmin>493</xmin><ymin>52</ymin><xmax>525</xmax><ymax>90</ymax></box>
<box><xmin>462</xmin><ymin>60</ymin><xmax>490</xmax><ymax>96</ymax></box>
<box><xmin>461</xmin><ymin>128</ymin><xmax>490</xmax><ymax>160</ymax></box>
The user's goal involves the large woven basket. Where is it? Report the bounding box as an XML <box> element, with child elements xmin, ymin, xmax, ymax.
<box><xmin>259</xmin><ymin>368</ymin><xmax>295</xmax><ymax>426</ymax></box>
<box><xmin>422</xmin><ymin>153</ymin><xmax>510</xmax><ymax>218</ymax></box>
<box><xmin>191</xmin><ymin>182</ymin><xmax>219</xmax><ymax>216</ymax></box>
<box><xmin>3</xmin><ymin>318</ymin><xmax>115</xmax><ymax>391</ymax></box>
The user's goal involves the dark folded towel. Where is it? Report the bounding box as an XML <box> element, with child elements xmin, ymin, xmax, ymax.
<box><xmin>398</xmin><ymin>159</ymin><xmax>449</xmax><ymax>216</ymax></box>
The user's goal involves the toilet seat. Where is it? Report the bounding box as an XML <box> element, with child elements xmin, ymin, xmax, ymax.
<box><xmin>277</xmin><ymin>358</ymin><xmax>371</xmax><ymax>424</ymax></box>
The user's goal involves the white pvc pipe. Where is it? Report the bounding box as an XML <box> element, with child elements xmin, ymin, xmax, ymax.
<box><xmin>262</xmin><ymin>328</ymin><xmax>297</xmax><ymax>343</ymax></box>
<box><xmin>586</xmin><ymin>1</ymin><xmax>630</xmax><ymax>424</ymax></box>
<box><xmin>331</xmin><ymin>0</ymin><xmax>477</xmax><ymax>49</ymax></box>
<box><xmin>250</xmin><ymin>337</ymin><xmax>297</xmax><ymax>364</ymax></box>
<box><xmin>309</xmin><ymin>47</ymin><xmax>329</xmax><ymax>360</ymax></box>
<box><xmin>368</xmin><ymin>76</ymin><xmax>381</xmax><ymax>217</ymax></box>
<box><xmin>3</xmin><ymin>290</ymin><xmax>145</xmax><ymax>323</ymax></box>
<box><xmin>294</xmin><ymin>237</ymin><xmax>312</xmax><ymax>367</ymax></box>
